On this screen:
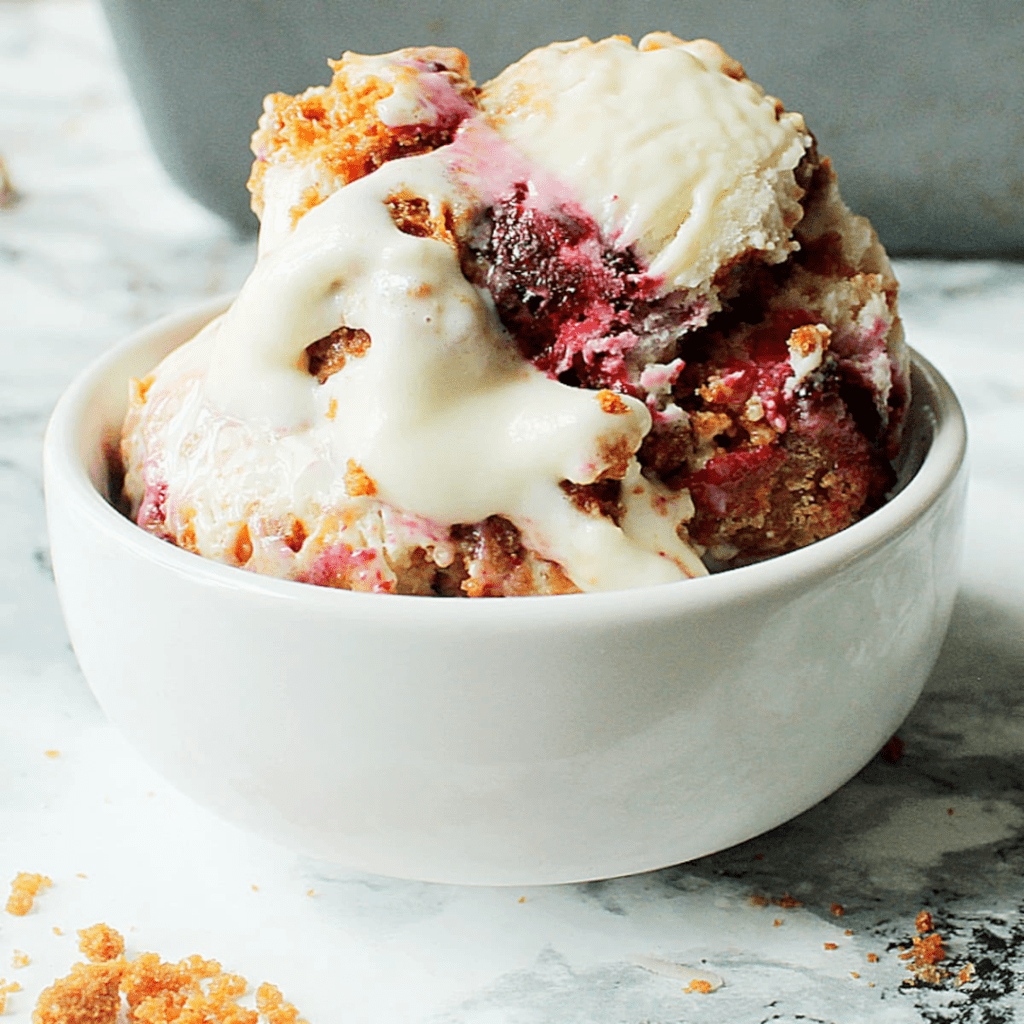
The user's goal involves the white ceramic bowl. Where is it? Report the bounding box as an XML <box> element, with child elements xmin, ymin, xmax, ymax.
<box><xmin>44</xmin><ymin>296</ymin><xmax>967</xmax><ymax>885</ymax></box>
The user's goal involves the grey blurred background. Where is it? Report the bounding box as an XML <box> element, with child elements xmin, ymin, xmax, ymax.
<box><xmin>100</xmin><ymin>0</ymin><xmax>1024</xmax><ymax>256</ymax></box>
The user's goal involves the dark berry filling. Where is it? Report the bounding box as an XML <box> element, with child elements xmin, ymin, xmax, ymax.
<box><xmin>660</xmin><ymin>310</ymin><xmax>894</xmax><ymax>557</ymax></box>
<box><xmin>452</xmin><ymin>153</ymin><xmax>897</xmax><ymax>567</ymax></box>
<box><xmin>462</xmin><ymin>183</ymin><xmax>707</xmax><ymax>393</ymax></box>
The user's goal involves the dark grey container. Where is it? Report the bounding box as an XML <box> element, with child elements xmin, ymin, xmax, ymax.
<box><xmin>100</xmin><ymin>0</ymin><xmax>1024</xmax><ymax>255</ymax></box>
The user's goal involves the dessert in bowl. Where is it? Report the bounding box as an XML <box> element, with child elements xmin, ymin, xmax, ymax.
<box><xmin>43</xmin><ymin>34</ymin><xmax>967</xmax><ymax>884</ymax></box>
<box><xmin>121</xmin><ymin>34</ymin><xmax>908</xmax><ymax>597</ymax></box>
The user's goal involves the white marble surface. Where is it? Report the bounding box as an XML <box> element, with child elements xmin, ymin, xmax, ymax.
<box><xmin>2</xmin><ymin>1</ymin><xmax>1024</xmax><ymax>1021</ymax></box>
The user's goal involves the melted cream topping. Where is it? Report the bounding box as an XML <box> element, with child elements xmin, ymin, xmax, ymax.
<box><xmin>161</xmin><ymin>152</ymin><xmax>706</xmax><ymax>590</ymax></box>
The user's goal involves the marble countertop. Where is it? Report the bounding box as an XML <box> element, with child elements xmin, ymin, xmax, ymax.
<box><xmin>2</xmin><ymin>2</ymin><xmax>1023</xmax><ymax>1021</ymax></box>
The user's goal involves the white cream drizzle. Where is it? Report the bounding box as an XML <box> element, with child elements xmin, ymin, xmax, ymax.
<box><xmin>184</xmin><ymin>152</ymin><xmax>706</xmax><ymax>590</ymax></box>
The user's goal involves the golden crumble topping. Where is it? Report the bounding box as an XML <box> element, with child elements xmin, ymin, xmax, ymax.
<box><xmin>6</xmin><ymin>873</ymin><xmax>52</xmax><ymax>917</ymax></box>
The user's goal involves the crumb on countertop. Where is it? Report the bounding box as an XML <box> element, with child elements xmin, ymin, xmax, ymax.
<box><xmin>956</xmin><ymin>963</ymin><xmax>976</xmax><ymax>987</ymax></box>
<box><xmin>0</xmin><ymin>155</ymin><xmax>19</xmax><ymax>209</ymax></box>
<box><xmin>880</xmin><ymin>735</ymin><xmax>905</xmax><ymax>763</ymax></box>
<box><xmin>772</xmin><ymin>893</ymin><xmax>803</xmax><ymax>909</ymax></box>
<box><xmin>683</xmin><ymin>979</ymin><xmax>713</xmax><ymax>994</ymax></box>
<box><xmin>12</xmin><ymin>951</ymin><xmax>30</xmax><ymax>969</ymax></box>
<box><xmin>900</xmin><ymin>913</ymin><xmax>950</xmax><ymax>986</ymax></box>
<box><xmin>257</xmin><ymin>982</ymin><xmax>307</xmax><ymax>1023</ymax></box>
<box><xmin>0</xmin><ymin>978</ymin><xmax>22</xmax><ymax>1014</ymax></box>
<box><xmin>900</xmin><ymin>933</ymin><xmax>946</xmax><ymax>973</ymax></box>
<box><xmin>31</xmin><ymin>925</ymin><xmax>309</xmax><ymax>1024</ymax></box>
<box><xmin>77</xmin><ymin>925</ymin><xmax>124</xmax><ymax>964</ymax></box>
<box><xmin>6</xmin><ymin>873</ymin><xmax>52</xmax><ymax>916</ymax></box>
<box><xmin>33</xmin><ymin>961</ymin><xmax>122</xmax><ymax>1024</ymax></box>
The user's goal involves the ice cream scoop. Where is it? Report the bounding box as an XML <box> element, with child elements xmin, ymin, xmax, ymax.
<box><xmin>120</xmin><ymin>33</ymin><xmax>908</xmax><ymax>595</ymax></box>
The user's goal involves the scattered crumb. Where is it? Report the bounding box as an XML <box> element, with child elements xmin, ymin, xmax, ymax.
<box><xmin>901</xmin><ymin>933</ymin><xmax>946</xmax><ymax>967</ymax></box>
<box><xmin>844</xmin><ymin>930</ymin><xmax>854</xmax><ymax>936</ymax></box>
<box><xmin>53</xmin><ymin>928</ymin><xmax>64</xmax><ymax>937</ymax></box>
<box><xmin>78</xmin><ymin>925</ymin><xmax>125</xmax><ymax>964</ymax></box>
<box><xmin>880</xmin><ymin>735</ymin><xmax>905</xmax><ymax>763</ymax></box>
<box><xmin>868</xmin><ymin>982</ymin><xmax>876</xmax><ymax>988</ymax></box>
<box><xmin>597</xmin><ymin>389</ymin><xmax>629</xmax><ymax>415</ymax></box>
<box><xmin>344</xmin><ymin>459</ymin><xmax>377</xmax><ymax>498</ymax></box>
<box><xmin>518</xmin><ymin>896</ymin><xmax>526</xmax><ymax>904</ymax></box>
<box><xmin>0</xmin><ymin>978</ymin><xmax>21</xmax><ymax>1014</ymax></box>
<box><xmin>956</xmin><ymin>963</ymin><xmax>975</xmax><ymax>987</ymax></box>
<box><xmin>900</xmin><ymin>927</ymin><xmax>949</xmax><ymax>986</ymax></box>
<box><xmin>851</xmin><ymin>971</ymin><xmax>860</xmax><ymax>979</ymax></box>
<box><xmin>824</xmin><ymin>943</ymin><xmax>838</xmax><ymax>951</ymax></box>
<box><xmin>251</xmin><ymin>885</ymin><xmax>260</xmax><ymax>892</ymax></box>
<box><xmin>76</xmin><ymin>875</ymin><xmax>87</xmax><ymax>880</ymax></box>
<box><xmin>0</xmin><ymin>156</ymin><xmax>19</xmax><ymax>209</ymax></box>
<box><xmin>749</xmin><ymin>894</ymin><xmax>769</xmax><ymax>908</ymax></box>
<box><xmin>257</xmin><ymin>982</ymin><xmax>307</xmax><ymax>1023</ymax></box>
<box><xmin>867</xmin><ymin>953</ymin><xmax>879</xmax><ymax>963</ymax></box>
<box><xmin>32</xmin><ymin>925</ymin><xmax>309</xmax><ymax>1023</ymax></box>
<box><xmin>6</xmin><ymin>873</ymin><xmax>52</xmax><ymax>916</ymax></box>
<box><xmin>305</xmin><ymin>890</ymin><xmax>315</xmax><ymax>898</ymax></box>
<box><xmin>773</xmin><ymin>919</ymin><xmax>783</xmax><ymax>928</ymax></box>
<box><xmin>683</xmin><ymin>979</ymin><xmax>713</xmax><ymax>994</ymax></box>
<box><xmin>12</xmin><ymin>951</ymin><xmax>30</xmax><ymax>969</ymax></box>
<box><xmin>44</xmin><ymin>750</ymin><xmax>61</xmax><ymax>759</ymax></box>
<box><xmin>947</xmin><ymin>807</ymin><xmax>954</xmax><ymax>815</ymax></box>
<box><xmin>787</xmin><ymin>322</ymin><xmax>831</xmax><ymax>358</ymax></box>
<box><xmin>772</xmin><ymin>893</ymin><xmax>803</xmax><ymax>909</ymax></box>
<box><xmin>830</xmin><ymin>903</ymin><xmax>845</xmax><ymax>917</ymax></box>
<box><xmin>915</xmin><ymin>911</ymin><xmax>933</xmax><ymax>934</ymax></box>
<box><xmin>233</xmin><ymin>523</ymin><xmax>254</xmax><ymax>565</ymax></box>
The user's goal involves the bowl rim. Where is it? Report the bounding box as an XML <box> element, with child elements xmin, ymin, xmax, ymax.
<box><xmin>44</xmin><ymin>295</ymin><xmax>968</xmax><ymax>629</ymax></box>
